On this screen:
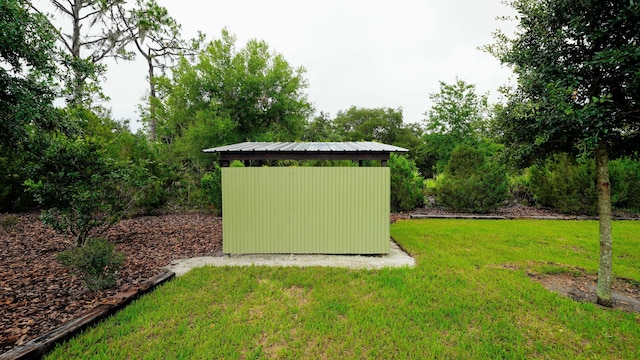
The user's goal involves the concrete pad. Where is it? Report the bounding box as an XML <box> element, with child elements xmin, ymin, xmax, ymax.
<box><xmin>165</xmin><ymin>240</ymin><xmax>415</xmax><ymax>276</ymax></box>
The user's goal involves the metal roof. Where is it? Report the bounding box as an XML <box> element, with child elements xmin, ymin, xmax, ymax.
<box><xmin>203</xmin><ymin>142</ymin><xmax>408</xmax><ymax>163</ymax></box>
<box><xmin>203</xmin><ymin>142</ymin><xmax>408</xmax><ymax>153</ymax></box>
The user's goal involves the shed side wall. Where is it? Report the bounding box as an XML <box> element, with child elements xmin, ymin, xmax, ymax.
<box><xmin>222</xmin><ymin>167</ymin><xmax>390</xmax><ymax>254</ymax></box>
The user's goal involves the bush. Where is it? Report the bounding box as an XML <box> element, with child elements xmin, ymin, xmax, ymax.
<box><xmin>389</xmin><ymin>154</ymin><xmax>425</xmax><ymax>212</ymax></box>
<box><xmin>528</xmin><ymin>154</ymin><xmax>597</xmax><ymax>215</ymax></box>
<box><xmin>436</xmin><ymin>144</ymin><xmax>508</xmax><ymax>213</ymax></box>
<box><xmin>609</xmin><ymin>158</ymin><xmax>640</xmax><ymax>212</ymax></box>
<box><xmin>201</xmin><ymin>165</ymin><xmax>223</xmax><ymax>215</ymax></box>
<box><xmin>57</xmin><ymin>237</ymin><xmax>125</xmax><ymax>291</ymax></box>
<box><xmin>508</xmin><ymin>169</ymin><xmax>534</xmax><ymax>205</ymax></box>
<box><xmin>201</xmin><ymin>161</ymin><xmax>244</xmax><ymax>215</ymax></box>
<box><xmin>24</xmin><ymin>135</ymin><xmax>156</xmax><ymax>246</ymax></box>
<box><xmin>525</xmin><ymin>155</ymin><xmax>640</xmax><ymax>215</ymax></box>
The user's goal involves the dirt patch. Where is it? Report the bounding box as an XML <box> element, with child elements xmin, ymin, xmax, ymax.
<box><xmin>530</xmin><ymin>272</ymin><xmax>640</xmax><ymax>313</ymax></box>
<box><xmin>0</xmin><ymin>212</ymin><xmax>222</xmax><ymax>353</ymax></box>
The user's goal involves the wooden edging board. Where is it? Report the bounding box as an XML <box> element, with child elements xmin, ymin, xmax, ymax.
<box><xmin>0</xmin><ymin>270</ymin><xmax>175</xmax><ymax>360</ymax></box>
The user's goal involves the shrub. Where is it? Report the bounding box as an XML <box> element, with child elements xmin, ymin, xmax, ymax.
<box><xmin>508</xmin><ymin>169</ymin><xmax>534</xmax><ymax>205</ymax></box>
<box><xmin>436</xmin><ymin>144</ymin><xmax>508</xmax><ymax>213</ymax></box>
<box><xmin>57</xmin><ymin>237</ymin><xmax>125</xmax><ymax>291</ymax></box>
<box><xmin>201</xmin><ymin>161</ymin><xmax>244</xmax><ymax>215</ymax></box>
<box><xmin>201</xmin><ymin>165</ymin><xmax>223</xmax><ymax>215</ymax></box>
<box><xmin>609</xmin><ymin>158</ymin><xmax>640</xmax><ymax>212</ymax></box>
<box><xmin>389</xmin><ymin>154</ymin><xmax>425</xmax><ymax>212</ymax></box>
<box><xmin>24</xmin><ymin>136</ymin><xmax>155</xmax><ymax>246</ymax></box>
<box><xmin>528</xmin><ymin>154</ymin><xmax>597</xmax><ymax>215</ymax></box>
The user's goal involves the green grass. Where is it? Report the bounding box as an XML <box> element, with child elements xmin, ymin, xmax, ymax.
<box><xmin>46</xmin><ymin>220</ymin><xmax>640</xmax><ymax>359</ymax></box>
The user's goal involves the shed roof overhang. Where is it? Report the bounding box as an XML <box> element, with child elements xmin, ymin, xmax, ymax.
<box><xmin>203</xmin><ymin>142</ymin><xmax>409</xmax><ymax>164</ymax></box>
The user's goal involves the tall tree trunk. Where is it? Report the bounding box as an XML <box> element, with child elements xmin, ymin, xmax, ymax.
<box><xmin>71</xmin><ymin>0</ymin><xmax>83</xmax><ymax>106</ymax></box>
<box><xmin>147</xmin><ymin>56</ymin><xmax>157</xmax><ymax>141</ymax></box>
<box><xmin>595</xmin><ymin>141</ymin><xmax>613</xmax><ymax>307</ymax></box>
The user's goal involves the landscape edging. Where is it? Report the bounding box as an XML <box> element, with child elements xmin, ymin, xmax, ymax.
<box><xmin>0</xmin><ymin>270</ymin><xmax>175</xmax><ymax>360</ymax></box>
<box><xmin>409</xmin><ymin>214</ymin><xmax>639</xmax><ymax>220</ymax></box>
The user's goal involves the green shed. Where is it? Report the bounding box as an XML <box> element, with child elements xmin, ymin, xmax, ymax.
<box><xmin>203</xmin><ymin>142</ymin><xmax>408</xmax><ymax>254</ymax></box>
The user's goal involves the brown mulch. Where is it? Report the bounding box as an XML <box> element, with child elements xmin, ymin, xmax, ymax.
<box><xmin>0</xmin><ymin>213</ymin><xmax>222</xmax><ymax>353</ymax></box>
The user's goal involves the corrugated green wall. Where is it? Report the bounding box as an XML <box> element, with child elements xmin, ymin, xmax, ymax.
<box><xmin>222</xmin><ymin>167</ymin><xmax>390</xmax><ymax>254</ymax></box>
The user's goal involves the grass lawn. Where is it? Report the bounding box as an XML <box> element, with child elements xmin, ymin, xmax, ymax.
<box><xmin>46</xmin><ymin>220</ymin><xmax>640</xmax><ymax>359</ymax></box>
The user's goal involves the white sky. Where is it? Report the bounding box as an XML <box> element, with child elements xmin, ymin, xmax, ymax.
<box><xmin>97</xmin><ymin>0</ymin><xmax>518</xmax><ymax>131</ymax></box>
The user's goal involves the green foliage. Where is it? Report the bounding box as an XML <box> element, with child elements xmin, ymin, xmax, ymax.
<box><xmin>201</xmin><ymin>165</ymin><xmax>222</xmax><ymax>215</ymax></box>
<box><xmin>527</xmin><ymin>155</ymin><xmax>640</xmax><ymax>215</ymax></box>
<box><xmin>419</xmin><ymin>79</ymin><xmax>494</xmax><ymax>178</ymax></box>
<box><xmin>424</xmin><ymin>78</ymin><xmax>490</xmax><ymax>141</ymax></box>
<box><xmin>24</xmin><ymin>135</ymin><xmax>155</xmax><ymax>246</ymax></box>
<box><xmin>528</xmin><ymin>154</ymin><xmax>597</xmax><ymax>215</ymax></box>
<box><xmin>0</xmin><ymin>0</ymin><xmax>59</xmax><ymax>148</ymax></box>
<box><xmin>57</xmin><ymin>237</ymin><xmax>125</xmax><ymax>291</ymax></box>
<box><xmin>302</xmin><ymin>112</ymin><xmax>342</xmax><ymax>142</ymax></box>
<box><xmin>488</xmin><ymin>0</ymin><xmax>640</xmax><ymax>162</ymax></box>
<box><xmin>334</xmin><ymin>106</ymin><xmax>404</xmax><ymax>144</ymax></box>
<box><xmin>0</xmin><ymin>0</ymin><xmax>66</xmax><ymax>211</ymax></box>
<box><xmin>507</xmin><ymin>169</ymin><xmax>534</xmax><ymax>206</ymax></box>
<box><xmin>389</xmin><ymin>154</ymin><xmax>424</xmax><ymax>212</ymax></box>
<box><xmin>157</xmin><ymin>29</ymin><xmax>312</xmax><ymax>147</ymax></box>
<box><xmin>609</xmin><ymin>158</ymin><xmax>640</xmax><ymax>212</ymax></box>
<box><xmin>436</xmin><ymin>144</ymin><xmax>508</xmax><ymax>213</ymax></box>
<box><xmin>200</xmin><ymin>161</ymin><xmax>245</xmax><ymax>215</ymax></box>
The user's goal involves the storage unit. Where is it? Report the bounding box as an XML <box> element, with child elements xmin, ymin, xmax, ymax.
<box><xmin>203</xmin><ymin>142</ymin><xmax>408</xmax><ymax>254</ymax></box>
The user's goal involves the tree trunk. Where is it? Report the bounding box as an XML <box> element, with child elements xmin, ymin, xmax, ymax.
<box><xmin>595</xmin><ymin>141</ymin><xmax>613</xmax><ymax>307</ymax></box>
<box><xmin>71</xmin><ymin>0</ymin><xmax>83</xmax><ymax>106</ymax></box>
<box><xmin>148</xmin><ymin>56</ymin><xmax>157</xmax><ymax>141</ymax></box>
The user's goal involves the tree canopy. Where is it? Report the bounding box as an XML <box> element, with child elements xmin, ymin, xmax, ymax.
<box><xmin>424</xmin><ymin>78</ymin><xmax>490</xmax><ymax>142</ymax></box>
<box><xmin>488</xmin><ymin>0</ymin><xmax>640</xmax><ymax>162</ymax></box>
<box><xmin>156</xmin><ymin>29</ymin><xmax>313</xmax><ymax>165</ymax></box>
<box><xmin>333</xmin><ymin>106</ymin><xmax>404</xmax><ymax>144</ymax></box>
<box><xmin>0</xmin><ymin>0</ymin><xmax>59</xmax><ymax>149</ymax></box>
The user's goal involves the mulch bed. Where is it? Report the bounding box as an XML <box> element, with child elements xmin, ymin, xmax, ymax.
<box><xmin>1</xmin><ymin>213</ymin><xmax>222</xmax><ymax>353</ymax></box>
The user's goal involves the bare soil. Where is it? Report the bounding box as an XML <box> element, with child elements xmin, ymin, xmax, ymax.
<box><xmin>530</xmin><ymin>271</ymin><xmax>640</xmax><ymax>313</ymax></box>
<box><xmin>1</xmin><ymin>213</ymin><xmax>222</xmax><ymax>353</ymax></box>
<box><xmin>1</xmin><ymin>207</ymin><xmax>639</xmax><ymax>354</ymax></box>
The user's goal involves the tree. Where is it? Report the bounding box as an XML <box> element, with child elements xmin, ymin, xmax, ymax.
<box><xmin>157</xmin><ymin>29</ymin><xmax>312</xmax><ymax>154</ymax></box>
<box><xmin>0</xmin><ymin>0</ymin><xmax>67</xmax><ymax>211</ymax></box>
<box><xmin>24</xmin><ymin>135</ymin><xmax>152</xmax><ymax>247</ymax></box>
<box><xmin>420</xmin><ymin>79</ymin><xmax>492</xmax><ymax>177</ymax></box>
<box><xmin>436</xmin><ymin>144</ymin><xmax>508</xmax><ymax>213</ymax></box>
<box><xmin>487</xmin><ymin>0</ymin><xmax>640</xmax><ymax>306</ymax></box>
<box><xmin>123</xmin><ymin>0</ymin><xmax>203</xmax><ymax>141</ymax></box>
<box><xmin>32</xmin><ymin>0</ymin><xmax>134</xmax><ymax>106</ymax></box>
<box><xmin>424</xmin><ymin>78</ymin><xmax>490</xmax><ymax>142</ymax></box>
<box><xmin>1</xmin><ymin>0</ymin><xmax>59</xmax><ymax>148</ymax></box>
<box><xmin>302</xmin><ymin>112</ymin><xmax>342</xmax><ymax>142</ymax></box>
<box><xmin>334</xmin><ymin>106</ymin><xmax>404</xmax><ymax>144</ymax></box>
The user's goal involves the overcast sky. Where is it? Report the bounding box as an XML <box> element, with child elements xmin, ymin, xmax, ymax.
<box><xmin>99</xmin><ymin>0</ymin><xmax>518</xmax><ymax>131</ymax></box>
